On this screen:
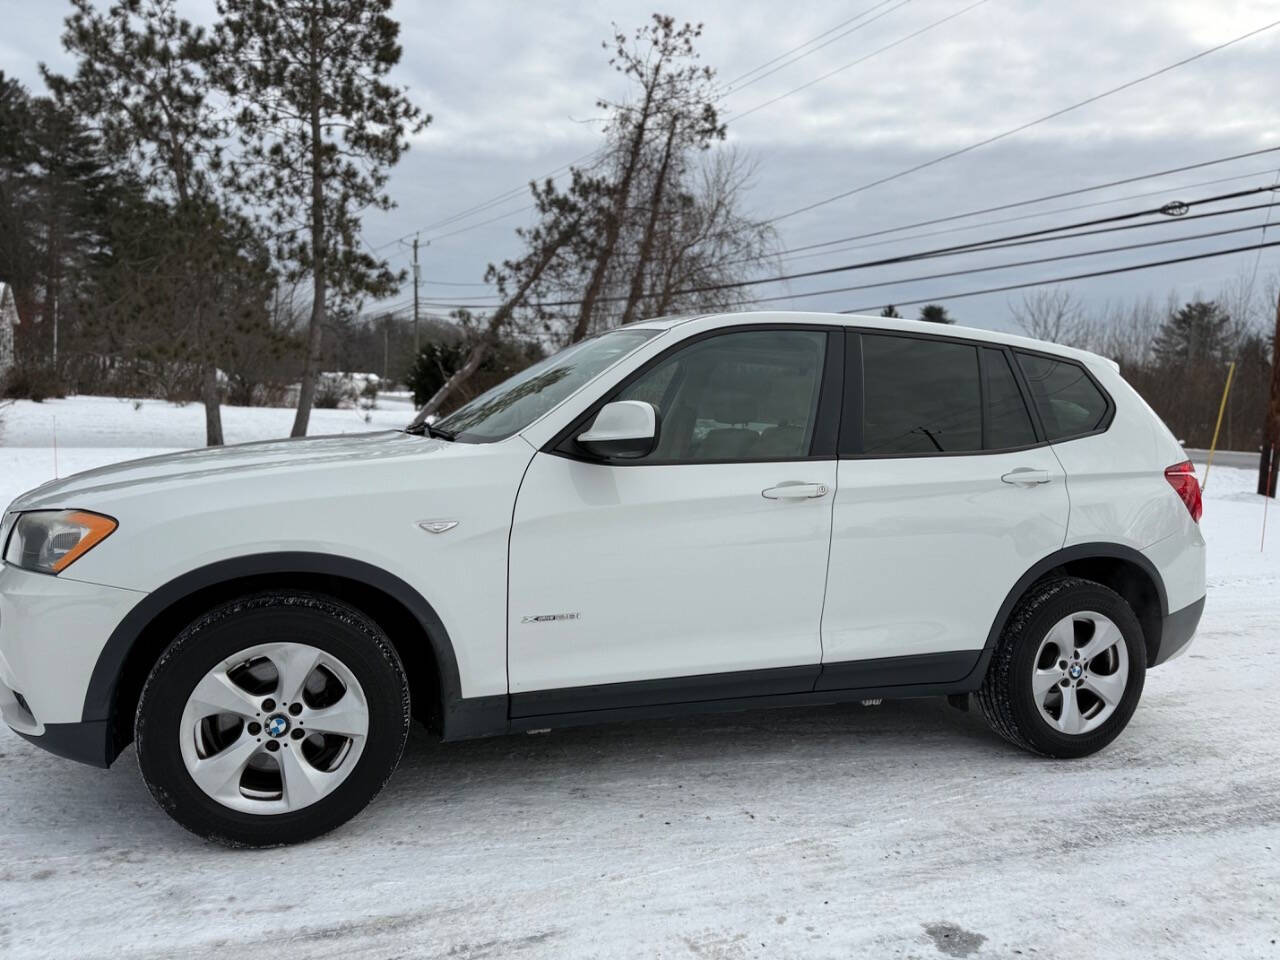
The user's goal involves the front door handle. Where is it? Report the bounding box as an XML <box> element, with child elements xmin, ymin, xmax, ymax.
<box><xmin>1001</xmin><ymin>468</ymin><xmax>1052</xmax><ymax>486</ymax></box>
<box><xmin>762</xmin><ymin>481</ymin><xmax>829</xmax><ymax>500</ymax></box>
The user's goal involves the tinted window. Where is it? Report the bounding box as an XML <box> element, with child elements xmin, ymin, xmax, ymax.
<box><xmin>435</xmin><ymin>329</ymin><xmax>658</xmax><ymax>441</ymax></box>
<box><xmin>614</xmin><ymin>329</ymin><xmax>826</xmax><ymax>462</ymax></box>
<box><xmin>1015</xmin><ymin>352</ymin><xmax>1110</xmax><ymax>441</ymax></box>
<box><xmin>983</xmin><ymin>348</ymin><xmax>1037</xmax><ymax>449</ymax></box>
<box><xmin>862</xmin><ymin>335</ymin><xmax>981</xmax><ymax>454</ymax></box>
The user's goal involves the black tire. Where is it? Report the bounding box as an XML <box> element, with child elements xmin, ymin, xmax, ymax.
<box><xmin>977</xmin><ymin>576</ymin><xmax>1146</xmax><ymax>758</ymax></box>
<box><xmin>135</xmin><ymin>591</ymin><xmax>410</xmax><ymax>847</ymax></box>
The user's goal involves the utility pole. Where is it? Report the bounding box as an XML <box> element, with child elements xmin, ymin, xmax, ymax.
<box><xmin>400</xmin><ymin>233</ymin><xmax>427</xmax><ymax>358</ymax></box>
<box><xmin>412</xmin><ymin>235</ymin><xmax>421</xmax><ymax>356</ymax></box>
<box><xmin>1260</xmin><ymin>287</ymin><xmax>1280</xmax><ymax>498</ymax></box>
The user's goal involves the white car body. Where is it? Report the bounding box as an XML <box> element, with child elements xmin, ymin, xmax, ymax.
<box><xmin>0</xmin><ymin>312</ymin><xmax>1206</xmax><ymax>768</ymax></box>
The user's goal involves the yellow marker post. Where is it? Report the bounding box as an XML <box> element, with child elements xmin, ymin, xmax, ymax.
<box><xmin>1202</xmin><ymin>361</ymin><xmax>1236</xmax><ymax>492</ymax></box>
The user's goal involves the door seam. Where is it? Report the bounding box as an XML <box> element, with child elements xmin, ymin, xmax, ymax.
<box><xmin>1046</xmin><ymin>441</ymin><xmax>1072</xmax><ymax>550</ymax></box>
<box><xmin>812</xmin><ymin>459</ymin><xmax>840</xmax><ymax>692</ymax></box>
<box><xmin>504</xmin><ymin>437</ymin><xmax>541</xmax><ymax>713</ymax></box>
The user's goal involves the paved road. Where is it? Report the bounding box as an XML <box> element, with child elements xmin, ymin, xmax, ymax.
<box><xmin>1186</xmin><ymin>448</ymin><xmax>1261</xmax><ymax>470</ymax></box>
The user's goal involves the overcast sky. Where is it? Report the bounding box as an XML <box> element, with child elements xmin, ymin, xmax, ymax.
<box><xmin>4</xmin><ymin>0</ymin><xmax>1279</xmax><ymax>332</ymax></box>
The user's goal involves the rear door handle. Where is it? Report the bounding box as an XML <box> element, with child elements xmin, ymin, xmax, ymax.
<box><xmin>1001</xmin><ymin>468</ymin><xmax>1052</xmax><ymax>486</ymax></box>
<box><xmin>762</xmin><ymin>482</ymin><xmax>829</xmax><ymax>500</ymax></box>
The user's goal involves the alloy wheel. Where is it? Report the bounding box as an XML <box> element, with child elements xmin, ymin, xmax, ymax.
<box><xmin>1031</xmin><ymin>611</ymin><xmax>1129</xmax><ymax>737</ymax></box>
<box><xmin>178</xmin><ymin>641</ymin><xmax>370</xmax><ymax>814</ymax></box>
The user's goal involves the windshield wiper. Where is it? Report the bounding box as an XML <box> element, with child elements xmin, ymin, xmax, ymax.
<box><xmin>404</xmin><ymin>421</ymin><xmax>455</xmax><ymax>440</ymax></box>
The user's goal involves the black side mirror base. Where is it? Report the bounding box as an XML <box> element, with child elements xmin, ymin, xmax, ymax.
<box><xmin>577</xmin><ymin>436</ymin><xmax>656</xmax><ymax>460</ymax></box>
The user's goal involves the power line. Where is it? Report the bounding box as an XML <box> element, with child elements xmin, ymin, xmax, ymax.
<box><xmin>381</xmin><ymin>223</ymin><xmax>1280</xmax><ymax>316</ymax></box>
<box><xmin>542</xmin><ymin>156</ymin><xmax>1280</xmax><ymax>279</ymax></box>
<box><xmin>365</xmin><ymin>150</ymin><xmax>595</xmax><ymax>253</ymax></box>
<box><xmin>375</xmin><ymin>194</ymin><xmax>1280</xmax><ymax>313</ymax></box>
<box><xmin>720</xmin><ymin>0</ymin><xmax>915</xmax><ymax>96</ymax></box>
<box><xmin>798</xmin><ymin>186</ymin><xmax>1277</xmax><ymax>271</ymax></box>
<box><xmin>719</xmin><ymin>0</ymin><xmax>903</xmax><ymax>89</ymax></box>
<box><xmin>436</xmin><ymin>184</ymin><xmax>1278</xmax><ymax>309</ymax></box>
<box><xmin>416</xmin><ymin>3</ymin><xmax>916</xmax><ymax>240</ymax></box>
<box><xmin>418</xmin><ymin>158</ymin><xmax>580</xmax><ymax>231</ymax></box>
<box><xmin>1246</xmin><ymin>166</ymin><xmax>1280</xmax><ymax>296</ymax></box>
<box><xmin>766</xmin><ymin>17</ymin><xmax>1280</xmax><ymax>225</ymax></box>
<box><xmin>418</xmin><ymin>149</ymin><xmax>607</xmax><ymax>234</ymax></box>
<box><xmin>765</xmin><ymin>146</ymin><xmax>1280</xmax><ymax>261</ymax></box>
<box><xmin>423</xmin><ymin>202</ymin><xmax>541</xmax><ymax>242</ymax></box>
<box><xmin>368</xmin><ymin>9</ymin><xmax>1280</xmax><ymax>309</ymax></box>
<box><xmin>774</xmin><ymin>165</ymin><xmax>1280</xmax><ymax>266</ymax></box>
<box><xmin>731</xmin><ymin>0</ymin><xmax>992</xmax><ymax>122</ymax></box>
<box><xmin>734</xmin><ymin>217</ymin><xmax>1280</xmax><ymax>307</ymax></box>
<box><xmin>373</xmin><ymin>10</ymin><xmax>1280</xmax><ymax>269</ymax></box>
<box><xmin>379</xmin><ymin>1</ymin><xmax>984</xmax><ymax>249</ymax></box>
<box><xmin>838</xmin><ymin>238</ymin><xmax>1280</xmax><ymax>314</ymax></box>
<box><xmin>413</xmin><ymin>277</ymin><xmax>495</xmax><ymax>287</ymax></box>
<box><xmin>388</xmin><ymin>144</ymin><xmax>1280</xmax><ymax>295</ymax></box>
<box><xmin>895</xmin><ymin>198</ymin><xmax>1280</xmax><ymax>259</ymax></box>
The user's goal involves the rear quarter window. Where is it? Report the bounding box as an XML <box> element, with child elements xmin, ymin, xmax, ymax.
<box><xmin>1015</xmin><ymin>352</ymin><xmax>1111</xmax><ymax>441</ymax></box>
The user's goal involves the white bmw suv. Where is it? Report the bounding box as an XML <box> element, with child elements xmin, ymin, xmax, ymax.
<box><xmin>0</xmin><ymin>312</ymin><xmax>1205</xmax><ymax>846</ymax></box>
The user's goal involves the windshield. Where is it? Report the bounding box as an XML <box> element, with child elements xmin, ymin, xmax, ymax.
<box><xmin>428</xmin><ymin>329</ymin><xmax>661</xmax><ymax>442</ymax></box>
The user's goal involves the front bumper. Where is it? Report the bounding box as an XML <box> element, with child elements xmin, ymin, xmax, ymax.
<box><xmin>10</xmin><ymin>720</ymin><xmax>114</xmax><ymax>768</ymax></box>
<box><xmin>0</xmin><ymin>563</ymin><xmax>145</xmax><ymax>765</ymax></box>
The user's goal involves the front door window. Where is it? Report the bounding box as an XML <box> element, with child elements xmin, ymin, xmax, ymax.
<box><xmin>614</xmin><ymin>329</ymin><xmax>827</xmax><ymax>462</ymax></box>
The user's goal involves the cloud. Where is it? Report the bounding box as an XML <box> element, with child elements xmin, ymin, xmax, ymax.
<box><xmin>7</xmin><ymin>0</ymin><xmax>1279</xmax><ymax>330</ymax></box>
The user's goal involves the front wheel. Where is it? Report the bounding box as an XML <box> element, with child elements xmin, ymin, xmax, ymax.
<box><xmin>135</xmin><ymin>592</ymin><xmax>410</xmax><ymax>846</ymax></box>
<box><xmin>977</xmin><ymin>577</ymin><xmax>1146</xmax><ymax>758</ymax></box>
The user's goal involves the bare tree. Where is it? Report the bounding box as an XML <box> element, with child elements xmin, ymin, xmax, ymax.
<box><xmin>1010</xmin><ymin>288</ymin><xmax>1088</xmax><ymax>344</ymax></box>
<box><xmin>569</xmin><ymin>15</ymin><xmax>724</xmax><ymax>342</ymax></box>
<box><xmin>407</xmin><ymin>14</ymin><xmax>777</xmax><ymax>420</ymax></box>
<box><xmin>643</xmin><ymin>149</ymin><xmax>777</xmax><ymax>316</ymax></box>
<box><xmin>1094</xmin><ymin>293</ymin><xmax>1169</xmax><ymax>369</ymax></box>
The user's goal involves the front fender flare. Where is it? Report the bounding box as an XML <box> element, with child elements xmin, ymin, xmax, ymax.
<box><xmin>81</xmin><ymin>551</ymin><xmax>464</xmax><ymax>730</ymax></box>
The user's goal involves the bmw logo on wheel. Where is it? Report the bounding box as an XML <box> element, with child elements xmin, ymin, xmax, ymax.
<box><xmin>265</xmin><ymin>714</ymin><xmax>290</xmax><ymax>738</ymax></box>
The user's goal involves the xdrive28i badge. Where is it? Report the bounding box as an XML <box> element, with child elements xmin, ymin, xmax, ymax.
<box><xmin>521</xmin><ymin>613</ymin><xmax>582</xmax><ymax>624</ymax></box>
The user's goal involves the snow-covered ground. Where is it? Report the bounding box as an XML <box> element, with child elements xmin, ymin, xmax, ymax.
<box><xmin>0</xmin><ymin>394</ymin><xmax>414</xmax><ymax>508</ymax></box>
<box><xmin>0</xmin><ymin>399</ymin><xmax>1277</xmax><ymax>959</ymax></box>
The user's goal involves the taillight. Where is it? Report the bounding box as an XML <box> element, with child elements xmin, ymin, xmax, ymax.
<box><xmin>1164</xmin><ymin>460</ymin><xmax>1202</xmax><ymax>523</ymax></box>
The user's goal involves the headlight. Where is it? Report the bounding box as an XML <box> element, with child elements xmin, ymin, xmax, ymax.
<box><xmin>2</xmin><ymin>510</ymin><xmax>118</xmax><ymax>574</ymax></box>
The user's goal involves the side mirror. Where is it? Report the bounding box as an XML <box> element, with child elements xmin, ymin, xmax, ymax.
<box><xmin>577</xmin><ymin>400</ymin><xmax>658</xmax><ymax>460</ymax></box>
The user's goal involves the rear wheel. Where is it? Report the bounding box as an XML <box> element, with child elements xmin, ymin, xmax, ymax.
<box><xmin>135</xmin><ymin>592</ymin><xmax>410</xmax><ymax>846</ymax></box>
<box><xmin>977</xmin><ymin>577</ymin><xmax>1146</xmax><ymax>758</ymax></box>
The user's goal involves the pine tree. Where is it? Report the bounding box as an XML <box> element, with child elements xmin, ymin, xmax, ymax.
<box><xmin>880</xmin><ymin>304</ymin><xmax>901</xmax><ymax>318</ymax></box>
<box><xmin>49</xmin><ymin>0</ymin><xmax>235</xmax><ymax>443</ymax></box>
<box><xmin>919</xmin><ymin>304</ymin><xmax>953</xmax><ymax>324</ymax></box>
<box><xmin>1151</xmin><ymin>300</ymin><xmax>1231</xmax><ymax>370</ymax></box>
<box><xmin>92</xmin><ymin>192</ymin><xmax>275</xmax><ymax>410</ymax></box>
<box><xmin>0</xmin><ymin>73</ymin><xmax>112</xmax><ymax>379</ymax></box>
<box><xmin>216</xmin><ymin>0</ymin><xmax>429</xmax><ymax>437</ymax></box>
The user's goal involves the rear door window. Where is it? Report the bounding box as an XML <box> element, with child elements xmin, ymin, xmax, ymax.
<box><xmin>860</xmin><ymin>335</ymin><xmax>983</xmax><ymax>455</ymax></box>
<box><xmin>982</xmin><ymin>348</ymin><xmax>1037</xmax><ymax>449</ymax></box>
<box><xmin>849</xmin><ymin>335</ymin><xmax>1047</xmax><ymax>456</ymax></box>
